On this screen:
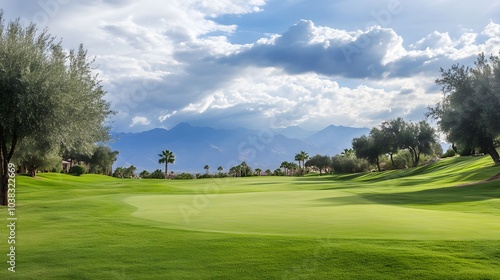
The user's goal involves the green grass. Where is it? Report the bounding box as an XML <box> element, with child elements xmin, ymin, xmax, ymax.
<box><xmin>1</xmin><ymin>155</ymin><xmax>500</xmax><ymax>279</ymax></box>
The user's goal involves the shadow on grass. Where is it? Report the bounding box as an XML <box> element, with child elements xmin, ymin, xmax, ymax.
<box><xmin>361</xmin><ymin>180</ymin><xmax>500</xmax><ymax>205</ymax></box>
<box><xmin>316</xmin><ymin>180</ymin><xmax>500</xmax><ymax>206</ymax></box>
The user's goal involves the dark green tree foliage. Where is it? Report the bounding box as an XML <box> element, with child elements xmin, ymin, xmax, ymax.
<box><xmin>13</xmin><ymin>136</ymin><xmax>61</xmax><ymax>177</ymax></box>
<box><xmin>280</xmin><ymin>161</ymin><xmax>290</xmax><ymax>176</ymax></box>
<box><xmin>139</xmin><ymin>170</ymin><xmax>150</xmax><ymax>178</ymax></box>
<box><xmin>352</xmin><ymin>128</ymin><xmax>386</xmax><ymax>172</ymax></box>
<box><xmin>428</xmin><ymin>53</ymin><xmax>500</xmax><ymax>164</ymax></box>
<box><xmin>380</xmin><ymin>118</ymin><xmax>405</xmax><ymax>167</ymax></box>
<box><xmin>174</xmin><ymin>173</ymin><xmax>195</xmax><ymax>180</ymax></box>
<box><xmin>89</xmin><ymin>146</ymin><xmax>119</xmax><ymax>175</ymax></box>
<box><xmin>149</xmin><ymin>169</ymin><xmax>166</xmax><ymax>179</ymax></box>
<box><xmin>294</xmin><ymin>151</ymin><xmax>309</xmax><ymax>175</ymax></box>
<box><xmin>0</xmin><ymin>15</ymin><xmax>112</xmax><ymax>205</ymax></box>
<box><xmin>402</xmin><ymin>121</ymin><xmax>437</xmax><ymax>167</ymax></box>
<box><xmin>330</xmin><ymin>155</ymin><xmax>370</xmax><ymax>173</ymax></box>
<box><xmin>305</xmin><ymin>154</ymin><xmax>332</xmax><ymax>175</ymax></box>
<box><xmin>113</xmin><ymin>165</ymin><xmax>136</xmax><ymax>178</ymax></box>
<box><xmin>69</xmin><ymin>165</ymin><xmax>86</xmax><ymax>176</ymax></box>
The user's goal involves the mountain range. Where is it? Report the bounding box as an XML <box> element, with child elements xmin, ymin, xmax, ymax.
<box><xmin>109</xmin><ymin>123</ymin><xmax>369</xmax><ymax>173</ymax></box>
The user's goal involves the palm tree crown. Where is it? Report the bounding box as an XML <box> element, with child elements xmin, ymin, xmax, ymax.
<box><xmin>158</xmin><ymin>149</ymin><xmax>175</xmax><ymax>179</ymax></box>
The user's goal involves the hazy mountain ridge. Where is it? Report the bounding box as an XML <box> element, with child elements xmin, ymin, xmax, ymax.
<box><xmin>109</xmin><ymin>123</ymin><xmax>369</xmax><ymax>173</ymax></box>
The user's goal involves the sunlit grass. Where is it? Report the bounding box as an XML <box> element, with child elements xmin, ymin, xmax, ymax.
<box><xmin>1</xmin><ymin>155</ymin><xmax>499</xmax><ymax>279</ymax></box>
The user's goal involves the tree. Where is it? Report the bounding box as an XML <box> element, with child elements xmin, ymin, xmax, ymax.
<box><xmin>428</xmin><ymin>53</ymin><xmax>500</xmax><ymax>164</ymax></box>
<box><xmin>139</xmin><ymin>170</ymin><xmax>150</xmax><ymax>178</ymax></box>
<box><xmin>280</xmin><ymin>161</ymin><xmax>290</xmax><ymax>176</ymax></box>
<box><xmin>294</xmin><ymin>154</ymin><xmax>302</xmax><ymax>170</ymax></box>
<box><xmin>341</xmin><ymin>148</ymin><xmax>355</xmax><ymax>158</ymax></box>
<box><xmin>255</xmin><ymin>168</ymin><xmax>262</xmax><ymax>176</ymax></box>
<box><xmin>123</xmin><ymin>165</ymin><xmax>137</xmax><ymax>178</ymax></box>
<box><xmin>13</xmin><ymin>136</ymin><xmax>61</xmax><ymax>177</ymax></box>
<box><xmin>229</xmin><ymin>165</ymin><xmax>240</xmax><ymax>177</ymax></box>
<box><xmin>204</xmin><ymin>164</ymin><xmax>210</xmax><ymax>175</ymax></box>
<box><xmin>89</xmin><ymin>146</ymin><xmax>119</xmax><ymax>175</ymax></box>
<box><xmin>331</xmin><ymin>154</ymin><xmax>370</xmax><ymax>173</ymax></box>
<box><xmin>0</xmin><ymin>15</ymin><xmax>112</xmax><ymax>205</ymax></box>
<box><xmin>400</xmin><ymin>121</ymin><xmax>437</xmax><ymax>167</ymax></box>
<box><xmin>113</xmin><ymin>167</ymin><xmax>125</xmax><ymax>178</ymax></box>
<box><xmin>288</xmin><ymin>162</ymin><xmax>299</xmax><ymax>176</ymax></box>
<box><xmin>380</xmin><ymin>118</ymin><xmax>405</xmax><ymax>167</ymax></box>
<box><xmin>265</xmin><ymin>169</ymin><xmax>272</xmax><ymax>176</ymax></box>
<box><xmin>149</xmin><ymin>169</ymin><xmax>166</xmax><ymax>179</ymax></box>
<box><xmin>273</xmin><ymin>168</ymin><xmax>284</xmax><ymax>176</ymax></box>
<box><xmin>158</xmin><ymin>149</ymin><xmax>175</xmax><ymax>179</ymax></box>
<box><xmin>295</xmin><ymin>151</ymin><xmax>309</xmax><ymax>175</ymax></box>
<box><xmin>69</xmin><ymin>165</ymin><xmax>86</xmax><ymax>176</ymax></box>
<box><xmin>240</xmin><ymin>161</ymin><xmax>251</xmax><ymax>177</ymax></box>
<box><xmin>217</xmin><ymin>166</ymin><xmax>223</xmax><ymax>174</ymax></box>
<box><xmin>305</xmin><ymin>154</ymin><xmax>332</xmax><ymax>175</ymax></box>
<box><xmin>352</xmin><ymin>128</ymin><xmax>386</xmax><ymax>172</ymax></box>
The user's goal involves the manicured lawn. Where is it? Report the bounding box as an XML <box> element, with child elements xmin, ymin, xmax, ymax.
<box><xmin>1</xmin><ymin>155</ymin><xmax>500</xmax><ymax>279</ymax></box>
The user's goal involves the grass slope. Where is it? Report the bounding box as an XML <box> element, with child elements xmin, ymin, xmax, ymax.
<box><xmin>1</xmin><ymin>155</ymin><xmax>499</xmax><ymax>279</ymax></box>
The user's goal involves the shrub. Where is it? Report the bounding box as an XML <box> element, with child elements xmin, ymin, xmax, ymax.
<box><xmin>391</xmin><ymin>151</ymin><xmax>412</xmax><ymax>169</ymax></box>
<box><xmin>69</xmin><ymin>165</ymin><xmax>86</xmax><ymax>176</ymax></box>
<box><xmin>331</xmin><ymin>155</ymin><xmax>370</xmax><ymax>173</ymax></box>
<box><xmin>139</xmin><ymin>170</ymin><xmax>151</xmax><ymax>178</ymax></box>
<box><xmin>442</xmin><ymin>148</ymin><xmax>456</xmax><ymax>158</ymax></box>
<box><xmin>149</xmin><ymin>169</ymin><xmax>166</xmax><ymax>179</ymax></box>
<box><xmin>174</xmin><ymin>173</ymin><xmax>195</xmax><ymax>180</ymax></box>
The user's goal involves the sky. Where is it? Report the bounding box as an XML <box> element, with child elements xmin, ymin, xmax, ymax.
<box><xmin>3</xmin><ymin>0</ymin><xmax>500</xmax><ymax>132</ymax></box>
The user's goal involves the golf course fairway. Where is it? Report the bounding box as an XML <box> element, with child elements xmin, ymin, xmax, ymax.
<box><xmin>1</xmin><ymin>155</ymin><xmax>499</xmax><ymax>279</ymax></box>
<box><xmin>125</xmin><ymin>190</ymin><xmax>500</xmax><ymax>239</ymax></box>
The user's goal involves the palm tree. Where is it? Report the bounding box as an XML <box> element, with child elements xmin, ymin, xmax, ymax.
<box><xmin>289</xmin><ymin>162</ymin><xmax>299</xmax><ymax>176</ymax></box>
<box><xmin>217</xmin><ymin>166</ymin><xmax>223</xmax><ymax>174</ymax></box>
<box><xmin>204</xmin><ymin>164</ymin><xmax>210</xmax><ymax>175</ymax></box>
<box><xmin>229</xmin><ymin>166</ymin><xmax>239</xmax><ymax>177</ymax></box>
<box><xmin>158</xmin><ymin>149</ymin><xmax>175</xmax><ymax>179</ymax></box>
<box><xmin>255</xmin><ymin>168</ymin><xmax>262</xmax><ymax>176</ymax></box>
<box><xmin>280</xmin><ymin>161</ymin><xmax>290</xmax><ymax>176</ymax></box>
<box><xmin>240</xmin><ymin>161</ymin><xmax>249</xmax><ymax>177</ymax></box>
<box><xmin>294</xmin><ymin>153</ymin><xmax>302</xmax><ymax>170</ymax></box>
<box><xmin>299</xmin><ymin>151</ymin><xmax>309</xmax><ymax>175</ymax></box>
<box><xmin>295</xmin><ymin>151</ymin><xmax>309</xmax><ymax>175</ymax></box>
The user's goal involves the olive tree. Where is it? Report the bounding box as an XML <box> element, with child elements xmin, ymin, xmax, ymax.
<box><xmin>352</xmin><ymin>128</ymin><xmax>386</xmax><ymax>172</ymax></box>
<box><xmin>428</xmin><ymin>53</ymin><xmax>500</xmax><ymax>164</ymax></box>
<box><xmin>0</xmin><ymin>15</ymin><xmax>112</xmax><ymax>205</ymax></box>
<box><xmin>305</xmin><ymin>154</ymin><xmax>332</xmax><ymax>175</ymax></box>
<box><xmin>401</xmin><ymin>121</ymin><xmax>437</xmax><ymax>167</ymax></box>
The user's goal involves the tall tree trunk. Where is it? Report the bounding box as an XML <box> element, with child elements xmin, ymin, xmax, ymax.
<box><xmin>485</xmin><ymin>142</ymin><xmax>500</xmax><ymax>164</ymax></box>
<box><xmin>376</xmin><ymin>156</ymin><xmax>381</xmax><ymax>172</ymax></box>
<box><xmin>409</xmin><ymin>147</ymin><xmax>419</xmax><ymax>167</ymax></box>
<box><xmin>414</xmin><ymin>150</ymin><xmax>421</xmax><ymax>167</ymax></box>
<box><xmin>1</xmin><ymin>131</ymin><xmax>17</xmax><ymax>206</ymax></box>
<box><xmin>389</xmin><ymin>153</ymin><xmax>395</xmax><ymax>168</ymax></box>
<box><xmin>165</xmin><ymin>163</ymin><xmax>168</xmax><ymax>179</ymax></box>
<box><xmin>0</xmin><ymin>158</ymin><xmax>8</xmax><ymax>206</ymax></box>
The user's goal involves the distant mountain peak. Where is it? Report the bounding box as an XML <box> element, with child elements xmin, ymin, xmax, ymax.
<box><xmin>110</xmin><ymin>123</ymin><xmax>369</xmax><ymax>173</ymax></box>
<box><xmin>171</xmin><ymin>122</ymin><xmax>193</xmax><ymax>130</ymax></box>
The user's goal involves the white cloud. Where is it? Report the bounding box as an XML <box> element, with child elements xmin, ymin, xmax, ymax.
<box><xmin>3</xmin><ymin>1</ymin><xmax>500</xmax><ymax>132</ymax></box>
<box><xmin>130</xmin><ymin>116</ymin><xmax>151</xmax><ymax>127</ymax></box>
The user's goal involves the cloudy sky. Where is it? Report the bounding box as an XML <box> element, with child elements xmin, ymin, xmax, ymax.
<box><xmin>3</xmin><ymin>0</ymin><xmax>500</xmax><ymax>132</ymax></box>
